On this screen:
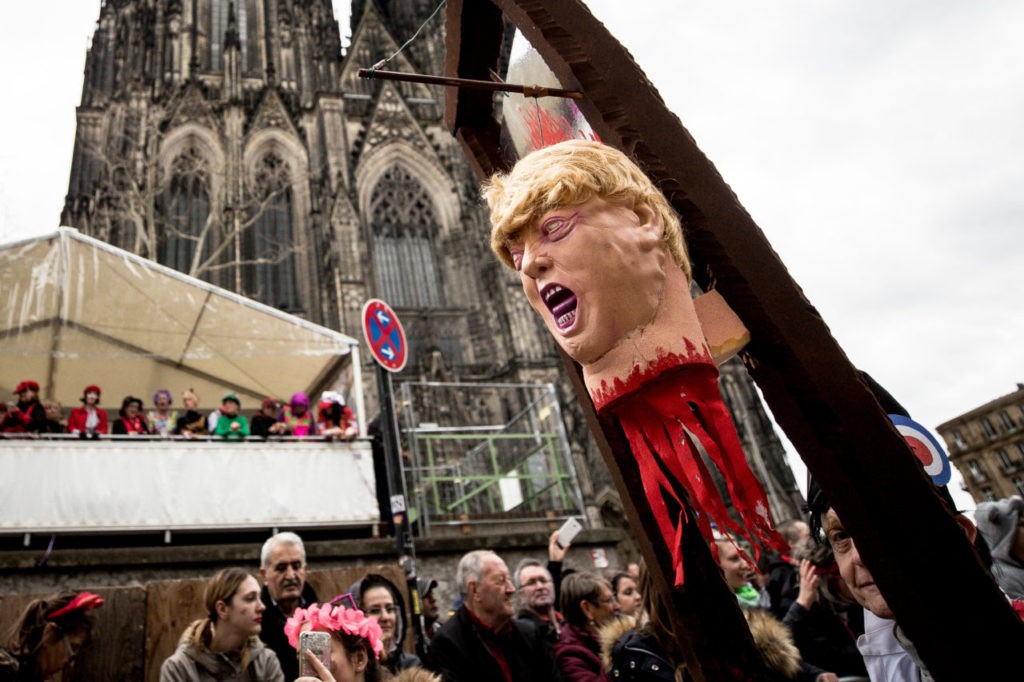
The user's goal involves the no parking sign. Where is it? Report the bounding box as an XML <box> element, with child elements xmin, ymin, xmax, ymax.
<box><xmin>362</xmin><ymin>299</ymin><xmax>407</xmax><ymax>372</ymax></box>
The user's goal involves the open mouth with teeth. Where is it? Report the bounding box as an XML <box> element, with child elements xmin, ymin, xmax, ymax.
<box><xmin>541</xmin><ymin>283</ymin><xmax>578</xmax><ymax>332</ymax></box>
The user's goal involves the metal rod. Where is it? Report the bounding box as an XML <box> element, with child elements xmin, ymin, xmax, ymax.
<box><xmin>357</xmin><ymin>68</ymin><xmax>584</xmax><ymax>100</ymax></box>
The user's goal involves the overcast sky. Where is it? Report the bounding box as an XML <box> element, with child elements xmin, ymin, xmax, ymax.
<box><xmin>2</xmin><ymin>1</ymin><xmax>1021</xmax><ymax>508</ymax></box>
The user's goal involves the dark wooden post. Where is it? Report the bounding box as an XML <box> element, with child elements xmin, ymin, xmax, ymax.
<box><xmin>444</xmin><ymin>0</ymin><xmax>1024</xmax><ymax>679</ymax></box>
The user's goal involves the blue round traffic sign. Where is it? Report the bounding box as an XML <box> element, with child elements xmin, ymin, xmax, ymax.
<box><xmin>362</xmin><ymin>299</ymin><xmax>407</xmax><ymax>372</ymax></box>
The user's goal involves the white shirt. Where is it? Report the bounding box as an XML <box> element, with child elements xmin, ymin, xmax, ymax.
<box><xmin>856</xmin><ymin>610</ymin><xmax>922</xmax><ymax>682</ymax></box>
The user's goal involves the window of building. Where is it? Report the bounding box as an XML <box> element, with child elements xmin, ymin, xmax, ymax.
<box><xmin>1015</xmin><ymin>477</ymin><xmax>1024</xmax><ymax>498</ymax></box>
<box><xmin>967</xmin><ymin>459</ymin><xmax>986</xmax><ymax>482</ymax></box>
<box><xmin>981</xmin><ymin>417</ymin><xmax>998</xmax><ymax>439</ymax></box>
<box><xmin>159</xmin><ymin>148</ymin><xmax>209</xmax><ymax>276</ymax></box>
<box><xmin>981</xmin><ymin>486</ymin><xmax>996</xmax><ymax>502</ymax></box>
<box><xmin>1000</xmin><ymin>409</ymin><xmax>1017</xmax><ymax>431</ymax></box>
<box><xmin>243</xmin><ymin>152</ymin><xmax>298</xmax><ymax>311</ymax></box>
<box><xmin>997</xmin><ymin>448</ymin><xmax>1013</xmax><ymax>469</ymax></box>
<box><xmin>210</xmin><ymin>0</ymin><xmax>249</xmax><ymax>72</ymax></box>
<box><xmin>952</xmin><ymin>429</ymin><xmax>968</xmax><ymax>450</ymax></box>
<box><xmin>370</xmin><ymin>165</ymin><xmax>444</xmax><ymax>309</ymax></box>
<box><xmin>1018</xmin><ymin>442</ymin><xmax>1024</xmax><ymax>459</ymax></box>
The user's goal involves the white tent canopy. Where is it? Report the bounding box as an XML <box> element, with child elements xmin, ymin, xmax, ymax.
<box><xmin>0</xmin><ymin>228</ymin><xmax>364</xmax><ymax>422</ymax></box>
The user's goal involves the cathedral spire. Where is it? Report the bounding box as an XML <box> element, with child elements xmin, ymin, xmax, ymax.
<box><xmin>225</xmin><ymin>1</ymin><xmax>241</xmax><ymax>51</ymax></box>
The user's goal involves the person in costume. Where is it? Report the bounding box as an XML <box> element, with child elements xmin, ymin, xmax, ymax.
<box><xmin>160</xmin><ymin>567</ymin><xmax>283</xmax><ymax>682</ymax></box>
<box><xmin>318</xmin><ymin>391</ymin><xmax>358</xmax><ymax>441</ymax></box>
<box><xmin>0</xmin><ymin>591</ymin><xmax>104</xmax><ymax>681</ymax></box>
<box><xmin>147</xmin><ymin>389</ymin><xmax>178</xmax><ymax>436</ymax></box>
<box><xmin>251</xmin><ymin>397</ymin><xmax>287</xmax><ymax>438</ymax></box>
<box><xmin>2</xmin><ymin>380</ymin><xmax>46</xmax><ymax>434</ymax></box>
<box><xmin>280</xmin><ymin>392</ymin><xmax>317</xmax><ymax>438</ymax></box>
<box><xmin>67</xmin><ymin>385</ymin><xmax>108</xmax><ymax>437</ymax></box>
<box><xmin>975</xmin><ymin>496</ymin><xmax>1024</xmax><ymax>600</ymax></box>
<box><xmin>213</xmin><ymin>393</ymin><xmax>249</xmax><ymax>440</ymax></box>
<box><xmin>39</xmin><ymin>400</ymin><xmax>66</xmax><ymax>434</ymax></box>
<box><xmin>112</xmin><ymin>395</ymin><xmax>150</xmax><ymax>435</ymax></box>
<box><xmin>285</xmin><ymin>601</ymin><xmax>384</xmax><ymax>682</ymax></box>
<box><xmin>174</xmin><ymin>389</ymin><xmax>207</xmax><ymax>437</ymax></box>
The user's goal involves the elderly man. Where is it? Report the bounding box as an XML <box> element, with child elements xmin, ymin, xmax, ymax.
<box><xmin>428</xmin><ymin>549</ymin><xmax>558</xmax><ymax>682</ymax></box>
<box><xmin>258</xmin><ymin>531</ymin><xmax>318</xmax><ymax>680</ymax></box>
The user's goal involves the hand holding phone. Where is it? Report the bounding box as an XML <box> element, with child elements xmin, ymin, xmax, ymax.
<box><xmin>298</xmin><ymin>630</ymin><xmax>332</xmax><ymax>679</ymax></box>
<box><xmin>556</xmin><ymin>517</ymin><xmax>583</xmax><ymax>549</ymax></box>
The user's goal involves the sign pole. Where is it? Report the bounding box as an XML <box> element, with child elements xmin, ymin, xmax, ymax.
<box><xmin>361</xmin><ymin>300</ymin><xmax>427</xmax><ymax>660</ymax></box>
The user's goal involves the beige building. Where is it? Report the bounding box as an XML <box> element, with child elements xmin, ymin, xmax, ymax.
<box><xmin>937</xmin><ymin>384</ymin><xmax>1024</xmax><ymax>502</ymax></box>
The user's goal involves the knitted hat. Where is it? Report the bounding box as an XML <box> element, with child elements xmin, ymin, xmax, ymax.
<box><xmin>261</xmin><ymin>397</ymin><xmax>279</xmax><ymax>410</ymax></box>
<box><xmin>222</xmin><ymin>392</ymin><xmax>241</xmax><ymax>406</ymax></box>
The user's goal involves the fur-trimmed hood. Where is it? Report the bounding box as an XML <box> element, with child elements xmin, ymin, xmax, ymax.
<box><xmin>600</xmin><ymin>615</ymin><xmax>638</xmax><ymax>671</ymax></box>
<box><xmin>598</xmin><ymin>611</ymin><xmax>803</xmax><ymax>680</ymax></box>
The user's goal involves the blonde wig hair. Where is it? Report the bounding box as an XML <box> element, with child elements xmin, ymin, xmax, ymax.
<box><xmin>484</xmin><ymin>140</ymin><xmax>690</xmax><ymax>280</ymax></box>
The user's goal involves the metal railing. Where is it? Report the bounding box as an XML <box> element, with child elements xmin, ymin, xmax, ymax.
<box><xmin>398</xmin><ymin>381</ymin><xmax>585</xmax><ymax>536</ymax></box>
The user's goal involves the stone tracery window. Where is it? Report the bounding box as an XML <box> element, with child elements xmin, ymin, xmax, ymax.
<box><xmin>370</xmin><ymin>166</ymin><xmax>444</xmax><ymax>308</ymax></box>
<box><xmin>243</xmin><ymin>151</ymin><xmax>299</xmax><ymax>311</ymax></box>
<box><xmin>160</xmin><ymin>147</ymin><xmax>210</xmax><ymax>276</ymax></box>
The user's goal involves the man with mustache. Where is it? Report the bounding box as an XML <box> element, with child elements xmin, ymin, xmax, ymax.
<box><xmin>258</xmin><ymin>531</ymin><xmax>317</xmax><ymax>680</ymax></box>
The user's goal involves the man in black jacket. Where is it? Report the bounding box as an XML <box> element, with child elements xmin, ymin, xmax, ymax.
<box><xmin>258</xmin><ymin>531</ymin><xmax>318</xmax><ymax>681</ymax></box>
<box><xmin>428</xmin><ymin>549</ymin><xmax>559</xmax><ymax>682</ymax></box>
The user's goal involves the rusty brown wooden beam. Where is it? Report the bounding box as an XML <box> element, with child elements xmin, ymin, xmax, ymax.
<box><xmin>446</xmin><ymin>0</ymin><xmax>1024</xmax><ymax>679</ymax></box>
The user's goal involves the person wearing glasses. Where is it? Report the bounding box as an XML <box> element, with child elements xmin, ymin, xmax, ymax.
<box><xmin>428</xmin><ymin>550</ymin><xmax>559</xmax><ymax>682</ymax></box>
<box><xmin>553</xmin><ymin>572</ymin><xmax>618</xmax><ymax>682</ymax></box>
<box><xmin>351</xmin><ymin>573</ymin><xmax>420</xmax><ymax>674</ymax></box>
<box><xmin>0</xmin><ymin>590</ymin><xmax>104</xmax><ymax>680</ymax></box>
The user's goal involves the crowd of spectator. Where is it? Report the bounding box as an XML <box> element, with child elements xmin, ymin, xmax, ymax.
<box><xmin>4</xmin><ymin>495</ymin><xmax>1024</xmax><ymax>682</ymax></box>
<box><xmin>0</xmin><ymin>380</ymin><xmax>358</xmax><ymax>441</ymax></box>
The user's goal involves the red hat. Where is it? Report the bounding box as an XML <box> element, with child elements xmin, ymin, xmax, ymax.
<box><xmin>14</xmin><ymin>380</ymin><xmax>39</xmax><ymax>394</ymax></box>
<box><xmin>261</xmin><ymin>397</ymin><xmax>279</xmax><ymax>410</ymax></box>
<box><xmin>83</xmin><ymin>385</ymin><xmax>101</xmax><ymax>396</ymax></box>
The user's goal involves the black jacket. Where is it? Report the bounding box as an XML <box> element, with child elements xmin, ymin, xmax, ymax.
<box><xmin>258</xmin><ymin>582</ymin><xmax>317</xmax><ymax>682</ymax></box>
<box><xmin>782</xmin><ymin>601</ymin><xmax>867</xmax><ymax>677</ymax></box>
<box><xmin>428</xmin><ymin>605</ymin><xmax>559</xmax><ymax>682</ymax></box>
<box><xmin>609</xmin><ymin>629</ymin><xmax>678</xmax><ymax>682</ymax></box>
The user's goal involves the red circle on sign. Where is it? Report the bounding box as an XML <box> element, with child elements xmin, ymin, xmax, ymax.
<box><xmin>362</xmin><ymin>299</ymin><xmax>407</xmax><ymax>372</ymax></box>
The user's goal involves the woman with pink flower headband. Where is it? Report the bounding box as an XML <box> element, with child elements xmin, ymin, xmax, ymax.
<box><xmin>286</xmin><ymin>602</ymin><xmax>385</xmax><ymax>682</ymax></box>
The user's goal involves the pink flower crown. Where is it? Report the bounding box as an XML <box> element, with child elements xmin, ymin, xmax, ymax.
<box><xmin>284</xmin><ymin>602</ymin><xmax>385</xmax><ymax>659</ymax></box>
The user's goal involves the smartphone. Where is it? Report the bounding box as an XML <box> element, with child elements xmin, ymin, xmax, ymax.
<box><xmin>556</xmin><ymin>517</ymin><xmax>583</xmax><ymax>549</ymax></box>
<box><xmin>298</xmin><ymin>630</ymin><xmax>332</xmax><ymax>678</ymax></box>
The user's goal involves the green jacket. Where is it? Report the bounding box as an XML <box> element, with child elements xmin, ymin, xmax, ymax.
<box><xmin>214</xmin><ymin>413</ymin><xmax>249</xmax><ymax>440</ymax></box>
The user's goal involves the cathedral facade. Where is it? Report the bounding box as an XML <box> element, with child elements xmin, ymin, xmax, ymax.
<box><xmin>61</xmin><ymin>0</ymin><xmax>804</xmax><ymax>526</ymax></box>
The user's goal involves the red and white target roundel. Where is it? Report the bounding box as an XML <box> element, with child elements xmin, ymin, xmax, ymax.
<box><xmin>362</xmin><ymin>299</ymin><xmax>407</xmax><ymax>372</ymax></box>
<box><xmin>889</xmin><ymin>414</ymin><xmax>952</xmax><ymax>486</ymax></box>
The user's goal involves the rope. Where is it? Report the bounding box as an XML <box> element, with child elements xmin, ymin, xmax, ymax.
<box><xmin>369</xmin><ymin>0</ymin><xmax>447</xmax><ymax>71</ymax></box>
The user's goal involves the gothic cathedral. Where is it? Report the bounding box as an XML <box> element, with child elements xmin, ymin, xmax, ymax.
<box><xmin>61</xmin><ymin>0</ymin><xmax>805</xmax><ymax>525</ymax></box>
